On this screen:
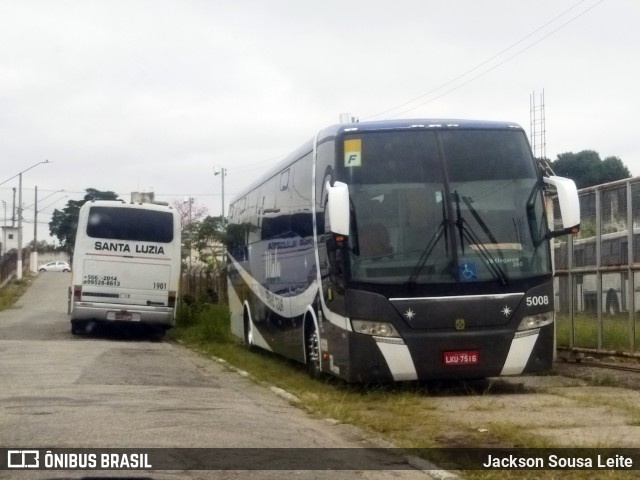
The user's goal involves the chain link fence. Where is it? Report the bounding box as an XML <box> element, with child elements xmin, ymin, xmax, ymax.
<box><xmin>554</xmin><ymin>177</ymin><xmax>640</xmax><ymax>356</ymax></box>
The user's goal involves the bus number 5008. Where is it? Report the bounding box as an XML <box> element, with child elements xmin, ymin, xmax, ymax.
<box><xmin>526</xmin><ymin>295</ymin><xmax>549</xmax><ymax>307</ymax></box>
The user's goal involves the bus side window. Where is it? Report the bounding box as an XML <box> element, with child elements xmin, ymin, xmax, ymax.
<box><xmin>280</xmin><ymin>169</ymin><xmax>290</xmax><ymax>191</ymax></box>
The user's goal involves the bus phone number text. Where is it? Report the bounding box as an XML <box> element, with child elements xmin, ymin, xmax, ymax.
<box><xmin>83</xmin><ymin>275</ymin><xmax>121</xmax><ymax>287</ymax></box>
<box><xmin>82</xmin><ymin>276</ymin><xmax>168</xmax><ymax>290</ymax></box>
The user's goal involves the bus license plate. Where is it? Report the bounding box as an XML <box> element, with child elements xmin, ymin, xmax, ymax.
<box><xmin>115</xmin><ymin>311</ymin><xmax>132</xmax><ymax>321</ymax></box>
<box><xmin>444</xmin><ymin>351</ymin><xmax>478</xmax><ymax>365</ymax></box>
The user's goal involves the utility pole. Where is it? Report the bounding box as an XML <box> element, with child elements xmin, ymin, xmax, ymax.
<box><xmin>33</xmin><ymin>186</ymin><xmax>38</xmax><ymax>271</ymax></box>
<box><xmin>214</xmin><ymin>166</ymin><xmax>226</xmax><ymax>225</ymax></box>
<box><xmin>9</xmin><ymin>160</ymin><xmax>50</xmax><ymax>280</ymax></box>
<box><xmin>17</xmin><ymin>173</ymin><xmax>22</xmax><ymax>279</ymax></box>
<box><xmin>1</xmin><ymin>200</ymin><xmax>6</xmax><ymax>257</ymax></box>
<box><xmin>183</xmin><ymin>196</ymin><xmax>194</xmax><ymax>266</ymax></box>
<box><xmin>12</xmin><ymin>187</ymin><xmax>16</xmax><ymax>227</ymax></box>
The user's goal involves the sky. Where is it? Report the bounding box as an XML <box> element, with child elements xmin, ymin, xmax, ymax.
<box><xmin>1</xmin><ymin>0</ymin><xmax>638</xmax><ymax>247</ymax></box>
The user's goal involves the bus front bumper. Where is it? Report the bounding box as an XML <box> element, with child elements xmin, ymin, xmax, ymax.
<box><xmin>341</xmin><ymin>323</ymin><xmax>554</xmax><ymax>383</ymax></box>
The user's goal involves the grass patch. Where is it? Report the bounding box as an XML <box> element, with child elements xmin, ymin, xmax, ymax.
<box><xmin>170</xmin><ymin>300</ymin><xmax>640</xmax><ymax>479</ymax></box>
<box><xmin>0</xmin><ymin>278</ymin><xmax>31</xmax><ymax>311</ymax></box>
<box><xmin>585</xmin><ymin>373</ymin><xmax>620</xmax><ymax>388</ymax></box>
<box><xmin>556</xmin><ymin>312</ymin><xmax>636</xmax><ymax>352</ymax></box>
<box><xmin>170</xmin><ymin>301</ymin><xmax>234</xmax><ymax>345</ymax></box>
<box><xmin>555</xmin><ymin>389</ymin><xmax>640</xmax><ymax>427</ymax></box>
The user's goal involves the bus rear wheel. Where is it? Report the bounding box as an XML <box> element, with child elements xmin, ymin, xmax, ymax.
<box><xmin>305</xmin><ymin>322</ymin><xmax>322</xmax><ymax>379</ymax></box>
<box><xmin>243</xmin><ymin>309</ymin><xmax>255</xmax><ymax>350</ymax></box>
<box><xmin>150</xmin><ymin>327</ymin><xmax>167</xmax><ymax>342</ymax></box>
<box><xmin>70</xmin><ymin>320</ymin><xmax>83</xmax><ymax>335</ymax></box>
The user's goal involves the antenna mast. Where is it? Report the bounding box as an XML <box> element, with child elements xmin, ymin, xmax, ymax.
<box><xmin>530</xmin><ymin>89</ymin><xmax>546</xmax><ymax>160</ymax></box>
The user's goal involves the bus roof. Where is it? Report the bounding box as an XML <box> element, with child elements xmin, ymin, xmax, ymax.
<box><xmin>230</xmin><ymin>119</ymin><xmax>525</xmax><ymax>205</ymax></box>
<box><xmin>80</xmin><ymin>199</ymin><xmax>176</xmax><ymax>212</ymax></box>
<box><xmin>319</xmin><ymin>118</ymin><xmax>524</xmax><ymax>137</ymax></box>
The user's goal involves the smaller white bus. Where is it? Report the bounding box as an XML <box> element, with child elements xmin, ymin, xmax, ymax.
<box><xmin>69</xmin><ymin>200</ymin><xmax>181</xmax><ymax>338</ymax></box>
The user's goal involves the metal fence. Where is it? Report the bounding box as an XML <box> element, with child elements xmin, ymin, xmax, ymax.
<box><xmin>180</xmin><ymin>265</ymin><xmax>225</xmax><ymax>304</ymax></box>
<box><xmin>0</xmin><ymin>248</ymin><xmax>31</xmax><ymax>288</ymax></box>
<box><xmin>554</xmin><ymin>177</ymin><xmax>640</xmax><ymax>356</ymax></box>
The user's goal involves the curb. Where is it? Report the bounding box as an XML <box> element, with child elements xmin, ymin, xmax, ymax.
<box><xmin>180</xmin><ymin>341</ymin><xmax>458</xmax><ymax>479</ymax></box>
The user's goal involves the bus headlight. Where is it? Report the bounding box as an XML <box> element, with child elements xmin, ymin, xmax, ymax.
<box><xmin>351</xmin><ymin>320</ymin><xmax>400</xmax><ymax>337</ymax></box>
<box><xmin>517</xmin><ymin>311</ymin><xmax>554</xmax><ymax>331</ymax></box>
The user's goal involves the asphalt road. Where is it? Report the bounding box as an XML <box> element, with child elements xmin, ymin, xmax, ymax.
<box><xmin>0</xmin><ymin>273</ymin><xmax>435</xmax><ymax>480</ymax></box>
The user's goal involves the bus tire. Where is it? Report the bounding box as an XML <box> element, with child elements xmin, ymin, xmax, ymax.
<box><xmin>305</xmin><ymin>319</ymin><xmax>322</xmax><ymax>379</ymax></box>
<box><xmin>243</xmin><ymin>308</ymin><xmax>255</xmax><ymax>350</ymax></box>
<box><xmin>70</xmin><ymin>321</ymin><xmax>83</xmax><ymax>335</ymax></box>
<box><xmin>150</xmin><ymin>327</ymin><xmax>166</xmax><ymax>342</ymax></box>
<box><xmin>605</xmin><ymin>288</ymin><xmax>620</xmax><ymax>316</ymax></box>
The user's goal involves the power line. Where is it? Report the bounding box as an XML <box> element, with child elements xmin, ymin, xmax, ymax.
<box><xmin>227</xmin><ymin>155</ymin><xmax>287</xmax><ymax>173</ymax></box>
<box><xmin>364</xmin><ymin>0</ymin><xmax>606</xmax><ymax>120</ymax></box>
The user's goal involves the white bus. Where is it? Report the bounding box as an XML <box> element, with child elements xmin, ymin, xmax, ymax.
<box><xmin>227</xmin><ymin>119</ymin><xmax>580</xmax><ymax>383</ymax></box>
<box><xmin>69</xmin><ymin>200</ymin><xmax>181</xmax><ymax>338</ymax></box>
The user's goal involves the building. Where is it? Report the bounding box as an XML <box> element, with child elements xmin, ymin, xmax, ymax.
<box><xmin>131</xmin><ymin>191</ymin><xmax>155</xmax><ymax>204</ymax></box>
<box><xmin>1</xmin><ymin>225</ymin><xmax>19</xmax><ymax>257</ymax></box>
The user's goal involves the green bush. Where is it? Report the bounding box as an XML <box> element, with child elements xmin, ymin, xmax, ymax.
<box><xmin>0</xmin><ymin>278</ymin><xmax>31</xmax><ymax>311</ymax></box>
<box><xmin>174</xmin><ymin>301</ymin><xmax>232</xmax><ymax>344</ymax></box>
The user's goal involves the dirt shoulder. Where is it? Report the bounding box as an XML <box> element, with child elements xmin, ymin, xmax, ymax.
<box><xmin>423</xmin><ymin>363</ymin><xmax>640</xmax><ymax>449</ymax></box>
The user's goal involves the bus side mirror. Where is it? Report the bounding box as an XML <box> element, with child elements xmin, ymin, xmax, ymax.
<box><xmin>326</xmin><ymin>181</ymin><xmax>350</xmax><ymax>236</ymax></box>
<box><xmin>544</xmin><ymin>176</ymin><xmax>580</xmax><ymax>236</ymax></box>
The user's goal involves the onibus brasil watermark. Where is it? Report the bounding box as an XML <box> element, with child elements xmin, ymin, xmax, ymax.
<box><xmin>5</xmin><ymin>450</ymin><xmax>151</xmax><ymax>470</ymax></box>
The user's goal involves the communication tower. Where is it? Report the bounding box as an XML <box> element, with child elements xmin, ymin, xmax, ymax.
<box><xmin>530</xmin><ymin>90</ymin><xmax>546</xmax><ymax>160</ymax></box>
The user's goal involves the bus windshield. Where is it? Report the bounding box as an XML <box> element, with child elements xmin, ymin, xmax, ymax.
<box><xmin>341</xmin><ymin>129</ymin><xmax>550</xmax><ymax>284</ymax></box>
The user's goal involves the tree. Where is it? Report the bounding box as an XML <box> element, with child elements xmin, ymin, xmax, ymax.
<box><xmin>49</xmin><ymin>188</ymin><xmax>119</xmax><ymax>255</ymax></box>
<box><xmin>551</xmin><ymin>150</ymin><xmax>631</xmax><ymax>189</ymax></box>
<box><xmin>28</xmin><ymin>239</ymin><xmax>62</xmax><ymax>253</ymax></box>
<box><xmin>172</xmin><ymin>199</ymin><xmax>208</xmax><ymax>230</ymax></box>
<box><xmin>191</xmin><ymin>215</ymin><xmax>227</xmax><ymax>299</ymax></box>
<box><xmin>173</xmin><ymin>199</ymin><xmax>209</xmax><ymax>270</ymax></box>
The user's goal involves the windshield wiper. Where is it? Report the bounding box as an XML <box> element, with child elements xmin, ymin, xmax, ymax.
<box><xmin>407</xmin><ymin>221</ymin><xmax>447</xmax><ymax>285</ymax></box>
<box><xmin>459</xmin><ymin>194</ymin><xmax>499</xmax><ymax>245</ymax></box>
<box><xmin>407</xmin><ymin>194</ymin><xmax>449</xmax><ymax>285</ymax></box>
<box><xmin>454</xmin><ymin>192</ymin><xmax>508</xmax><ymax>286</ymax></box>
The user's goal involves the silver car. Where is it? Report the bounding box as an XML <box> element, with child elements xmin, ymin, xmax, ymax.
<box><xmin>38</xmin><ymin>261</ymin><xmax>71</xmax><ymax>272</ymax></box>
